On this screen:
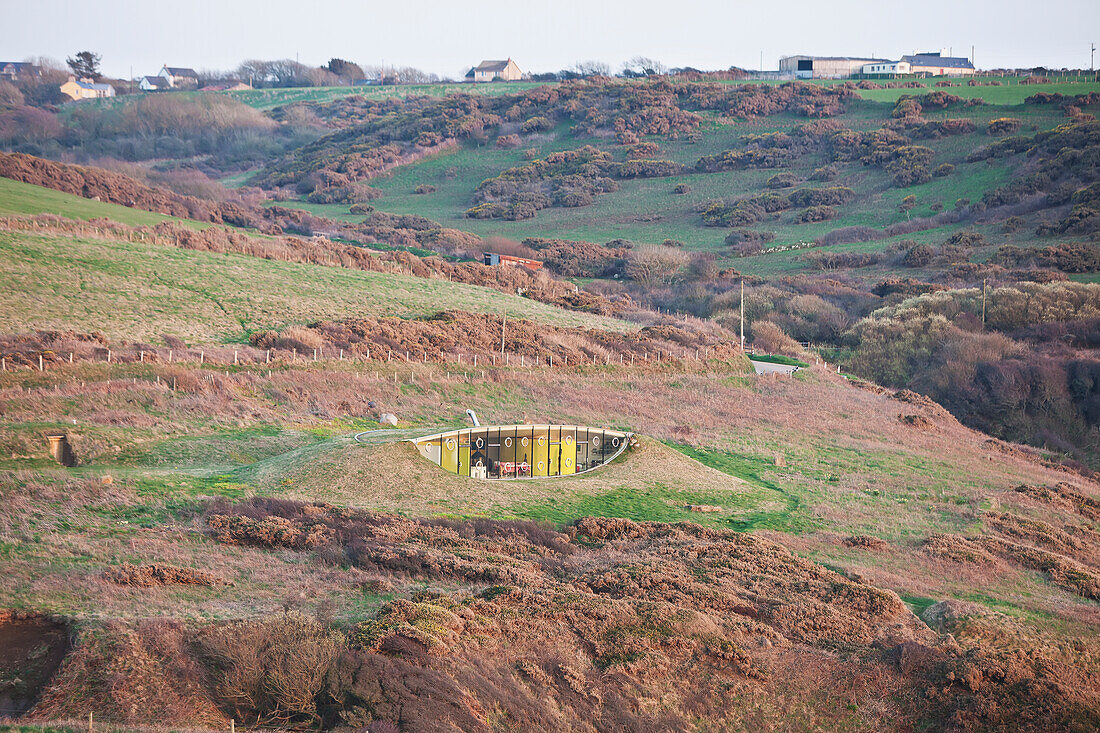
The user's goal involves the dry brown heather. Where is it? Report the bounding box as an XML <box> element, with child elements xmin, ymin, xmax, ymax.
<box><xmin>2</xmin><ymin>349</ymin><xmax>1099</xmax><ymax>729</ymax></box>
<box><xmin>21</xmin><ymin>506</ymin><xmax>1099</xmax><ymax>731</ymax></box>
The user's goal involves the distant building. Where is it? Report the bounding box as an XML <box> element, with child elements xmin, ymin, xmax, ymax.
<box><xmin>779</xmin><ymin>56</ymin><xmax>886</xmax><ymax>79</ymax></box>
<box><xmin>60</xmin><ymin>76</ymin><xmax>115</xmax><ymax>101</ymax></box>
<box><xmin>465</xmin><ymin>59</ymin><xmax>523</xmax><ymax>82</ymax></box>
<box><xmin>0</xmin><ymin>61</ymin><xmax>40</xmax><ymax>82</ymax></box>
<box><xmin>157</xmin><ymin>65</ymin><xmax>199</xmax><ymax>88</ymax></box>
<box><xmin>139</xmin><ymin>75</ymin><xmax>170</xmax><ymax>92</ymax></box>
<box><xmin>862</xmin><ymin>60</ymin><xmax>912</xmax><ymax>76</ymax></box>
<box><xmin>483</xmin><ymin>252</ymin><xmax>542</xmax><ymax>272</ymax></box>
<box><xmin>901</xmin><ymin>52</ymin><xmax>976</xmax><ymax>76</ymax></box>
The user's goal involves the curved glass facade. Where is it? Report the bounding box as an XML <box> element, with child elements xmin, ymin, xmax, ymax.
<box><xmin>411</xmin><ymin>425</ymin><xmax>631</xmax><ymax>479</ymax></box>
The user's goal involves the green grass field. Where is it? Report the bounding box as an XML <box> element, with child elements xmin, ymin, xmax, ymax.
<box><xmin>0</xmin><ymin>228</ymin><xmax>632</xmax><ymax>342</ymax></box>
<box><xmin>274</xmin><ymin>86</ymin><xmax>1094</xmax><ymax>277</ymax></box>
<box><xmin>0</xmin><ymin>178</ymin><xmax>205</xmax><ymax>229</ymax></box>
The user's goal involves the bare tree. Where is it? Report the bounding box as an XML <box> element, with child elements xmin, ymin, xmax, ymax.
<box><xmin>621</xmin><ymin>56</ymin><xmax>667</xmax><ymax>78</ymax></box>
<box><xmin>625</xmin><ymin>245</ymin><xmax>689</xmax><ymax>285</ymax></box>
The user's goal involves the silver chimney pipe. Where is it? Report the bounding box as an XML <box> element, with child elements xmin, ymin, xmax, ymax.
<box><xmin>466</xmin><ymin>409</ymin><xmax>480</xmax><ymax>427</ymax></box>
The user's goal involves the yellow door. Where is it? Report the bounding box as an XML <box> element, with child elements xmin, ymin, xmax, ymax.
<box><xmin>441</xmin><ymin>431</ymin><xmax>459</xmax><ymax>474</ymax></box>
<box><xmin>559</xmin><ymin>427</ymin><xmax>577</xmax><ymax>475</ymax></box>
<box><xmin>548</xmin><ymin>427</ymin><xmax>561</xmax><ymax>475</ymax></box>
<box><xmin>532</xmin><ymin>426</ymin><xmax>550</xmax><ymax>476</ymax></box>
<box><xmin>458</xmin><ymin>430</ymin><xmax>471</xmax><ymax>477</ymax></box>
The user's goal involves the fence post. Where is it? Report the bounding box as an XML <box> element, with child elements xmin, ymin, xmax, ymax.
<box><xmin>234</xmin><ymin>350</ymin><xmax>239</xmax><ymax>365</ymax></box>
<box><xmin>200</xmin><ymin>349</ymin><xmax>205</xmax><ymax>364</ymax></box>
<box><xmin>169</xmin><ymin>349</ymin><xmax>173</xmax><ymax>363</ymax></box>
<box><xmin>266</xmin><ymin>349</ymin><xmax>270</xmax><ymax>364</ymax></box>
<box><xmin>69</xmin><ymin>352</ymin><xmax>74</xmax><ymax>363</ymax></box>
<box><xmin>107</xmin><ymin>349</ymin><xmax>111</xmax><ymax>363</ymax></box>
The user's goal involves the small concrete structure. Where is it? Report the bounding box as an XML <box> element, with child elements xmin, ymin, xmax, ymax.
<box><xmin>45</xmin><ymin>433</ymin><xmax>76</xmax><ymax>466</ymax></box>
<box><xmin>379</xmin><ymin>413</ymin><xmax>398</xmax><ymax>426</ymax></box>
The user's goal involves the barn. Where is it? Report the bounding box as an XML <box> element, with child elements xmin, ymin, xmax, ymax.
<box><xmin>779</xmin><ymin>56</ymin><xmax>886</xmax><ymax>79</ymax></box>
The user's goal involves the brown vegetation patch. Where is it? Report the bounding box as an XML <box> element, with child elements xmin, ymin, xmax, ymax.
<box><xmin>1014</xmin><ymin>482</ymin><xmax>1100</xmax><ymax>521</ymax></box>
<box><xmin>248</xmin><ymin>311</ymin><xmax>740</xmax><ymax>367</ymax></box>
<box><xmin>843</xmin><ymin>534</ymin><xmax>890</xmax><ymax>550</ymax></box>
<box><xmin>899</xmin><ymin>413</ymin><xmax>935</xmax><ymax>430</ymax></box>
<box><xmin>924</xmin><ymin>532</ymin><xmax>1100</xmax><ymax>600</ymax></box>
<box><xmin>103</xmin><ymin>563</ymin><xmax>225</xmax><ymax>587</ymax></box>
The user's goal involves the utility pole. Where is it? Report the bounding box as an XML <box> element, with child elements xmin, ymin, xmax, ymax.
<box><xmin>739</xmin><ymin>279</ymin><xmax>745</xmax><ymax>351</ymax></box>
<box><xmin>981</xmin><ymin>279</ymin><xmax>988</xmax><ymax>329</ymax></box>
<box><xmin>1092</xmin><ymin>43</ymin><xmax>1096</xmax><ymax>73</ymax></box>
<box><xmin>500</xmin><ymin>314</ymin><xmax>506</xmax><ymax>355</ymax></box>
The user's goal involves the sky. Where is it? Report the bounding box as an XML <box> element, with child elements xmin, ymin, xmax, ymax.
<box><xmin>1</xmin><ymin>0</ymin><xmax>1097</xmax><ymax>79</ymax></box>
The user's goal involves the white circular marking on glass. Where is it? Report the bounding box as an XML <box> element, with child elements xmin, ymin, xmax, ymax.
<box><xmin>565</xmin><ymin>458</ymin><xmax>572</xmax><ymax>467</ymax></box>
<box><xmin>591</xmin><ymin>435</ymin><xmax>600</xmax><ymax>447</ymax></box>
<box><xmin>537</xmin><ymin>436</ymin><xmax>546</xmax><ymax>446</ymax></box>
<box><xmin>504</xmin><ymin>437</ymin><xmax>512</xmax><ymax>447</ymax></box>
<box><xmin>445</xmin><ymin>438</ymin><xmax>456</xmax><ymax>450</ymax></box>
<box><xmin>521</xmin><ymin>437</ymin><xmax>529</xmax><ymax>447</ymax></box>
<box><xmin>538</xmin><ymin>461</ymin><xmax>545</xmax><ymax>471</ymax></box>
<box><xmin>475</xmin><ymin>437</ymin><xmax>484</xmax><ymax>448</ymax></box>
<box><xmin>612</xmin><ymin>437</ymin><xmax>620</xmax><ymax>447</ymax></box>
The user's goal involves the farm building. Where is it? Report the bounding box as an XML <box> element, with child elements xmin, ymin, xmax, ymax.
<box><xmin>59</xmin><ymin>77</ymin><xmax>115</xmax><ymax>101</ymax></box>
<box><xmin>901</xmin><ymin>52</ymin><xmax>976</xmax><ymax>76</ymax></box>
<box><xmin>779</xmin><ymin>56</ymin><xmax>885</xmax><ymax>79</ymax></box>
<box><xmin>862</xmin><ymin>60</ymin><xmax>912</xmax><ymax>76</ymax></box>
<box><xmin>483</xmin><ymin>253</ymin><xmax>543</xmax><ymax>272</ymax></box>
<box><xmin>0</xmin><ymin>62</ymin><xmax>40</xmax><ymax>82</ymax></box>
<box><xmin>139</xmin><ymin>75</ymin><xmax>170</xmax><ymax>92</ymax></box>
<box><xmin>157</xmin><ymin>65</ymin><xmax>199</xmax><ymax>88</ymax></box>
<box><xmin>465</xmin><ymin>59</ymin><xmax>523</xmax><ymax>82</ymax></box>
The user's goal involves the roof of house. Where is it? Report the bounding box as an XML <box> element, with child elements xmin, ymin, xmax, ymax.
<box><xmin>142</xmin><ymin>75</ymin><xmax>170</xmax><ymax>88</ymax></box>
<box><xmin>69</xmin><ymin>78</ymin><xmax>114</xmax><ymax>91</ymax></box>
<box><xmin>162</xmin><ymin>66</ymin><xmax>199</xmax><ymax>77</ymax></box>
<box><xmin>782</xmin><ymin>56</ymin><xmax>886</xmax><ymax>62</ymax></box>
<box><xmin>0</xmin><ymin>61</ymin><xmax>39</xmax><ymax>72</ymax></box>
<box><xmin>472</xmin><ymin>59</ymin><xmax>513</xmax><ymax>72</ymax></box>
<box><xmin>902</xmin><ymin>54</ymin><xmax>975</xmax><ymax>69</ymax></box>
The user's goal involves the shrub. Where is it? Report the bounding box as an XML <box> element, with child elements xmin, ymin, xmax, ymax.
<box><xmin>751</xmin><ymin>320</ymin><xmax>801</xmax><ymax>356</ymax></box>
<box><xmin>766</xmin><ymin>172</ymin><xmax>799</xmax><ymax>189</ymax></box>
<box><xmin>349</xmin><ymin>203</ymin><xmax>374</xmax><ymax>215</ymax></box>
<box><xmin>673</xmin><ymin>183</ymin><xmax>691</xmax><ymax>194</ymax></box>
<box><xmin>987</xmin><ymin>118</ymin><xmax>1022</xmax><ymax>136</ymax></box>
<box><xmin>520</xmin><ymin>116</ymin><xmax>553</xmax><ymax>133</ymax></box>
<box><xmin>899</xmin><ymin>195</ymin><xmax>917</xmax><ymax>212</ymax></box>
<box><xmin>809</xmin><ymin>165</ymin><xmax>838</xmax><ymax>181</ymax></box>
<box><xmin>413</xmin><ymin>184</ymin><xmax>436</xmax><ymax>194</ymax></box>
<box><xmin>495</xmin><ymin>134</ymin><xmax>520</xmax><ymax>149</ymax></box>
<box><xmin>902</xmin><ymin>244</ymin><xmax>935</xmax><ymax>267</ymax></box>
<box><xmin>798</xmin><ymin>205</ymin><xmax>838</xmax><ymax>223</ymax></box>
<box><xmin>933</xmin><ymin>163</ymin><xmax>954</xmax><ymax>177</ymax></box>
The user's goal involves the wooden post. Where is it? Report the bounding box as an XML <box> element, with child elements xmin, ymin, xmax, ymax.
<box><xmin>107</xmin><ymin>349</ymin><xmax>112</xmax><ymax>363</ymax></box>
<box><xmin>266</xmin><ymin>349</ymin><xmax>270</xmax><ymax>363</ymax></box>
<box><xmin>89</xmin><ymin>711</ymin><xmax>93</xmax><ymax>733</ymax></box>
<box><xmin>549</xmin><ymin>354</ymin><xmax>553</xmax><ymax>368</ymax></box>
<box><xmin>234</xmin><ymin>350</ymin><xmax>239</xmax><ymax>365</ymax></box>
<box><xmin>140</xmin><ymin>350</ymin><xmax>144</xmax><ymax>363</ymax></box>
<box><xmin>231</xmin><ymin>720</ymin><xmax>235</xmax><ymax>733</ymax></box>
<box><xmin>169</xmin><ymin>349</ymin><xmax>173</xmax><ymax>363</ymax></box>
<box><xmin>313</xmin><ymin>349</ymin><xmax>317</xmax><ymax>361</ymax></box>
<box><xmin>631</xmin><ymin>353</ymin><xmax>635</xmax><ymax>366</ymax></box>
<box><xmin>39</xmin><ymin>354</ymin><xmax>43</xmax><ymax>371</ymax></box>
<box><xmin>340</xmin><ymin>349</ymin><xmax>344</xmax><ymax>361</ymax></box>
<box><xmin>69</xmin><ymin>352</ymin><xmax>73</xmax><ymax>363</ymax></box>
<box><xmin>473</xmin><ymin>354</ymin><xmax>478</xmax><ymax>367</ymax></box>
<box><xmin>200</xmin><ymin>349</ymin><xmax>204</xmax><ymax>364</ymax></box>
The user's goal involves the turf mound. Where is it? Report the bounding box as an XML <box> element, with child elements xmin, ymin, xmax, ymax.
<box><xmin>239</xmin><ymin>435</ymin><xmax>762</xmax><ymax>520</ymax></box>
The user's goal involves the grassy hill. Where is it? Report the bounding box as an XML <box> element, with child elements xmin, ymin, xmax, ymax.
<box><xmin>0</xmin><ymin>227</ymin><xmax>631</xmax><ymax>342</ymax></box>
<box><xmin>262</xmin><ymin>79</ymin><xmax>1099</xmax><ymax>278</ymax></box>
<box><xmin>0</xmin><ymin>177</ymin><xmax>204</xmax><ymax>228</ymax></box>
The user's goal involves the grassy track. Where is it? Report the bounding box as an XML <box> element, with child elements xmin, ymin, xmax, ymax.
<box><xmin>0</xmin><ymin>228</ymin><xmax>632</xmax><ymax>341</ymax></box>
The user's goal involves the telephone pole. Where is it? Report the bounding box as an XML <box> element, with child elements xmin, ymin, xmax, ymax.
<box><xmin>1092</xmin><ymin>43</ymin><xmax>1096</xmax><ymax>73</ymax></box>
<box><xmin>739</xmin><ymin>279</ymin><xmax>745</xmax><ymax>351</ymax></box>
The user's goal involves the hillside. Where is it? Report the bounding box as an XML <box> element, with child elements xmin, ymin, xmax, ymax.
<box><xmin>1</xmin><ymin>75</ymin><xmax>1099</xmax><ymax>731</ymax></box>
